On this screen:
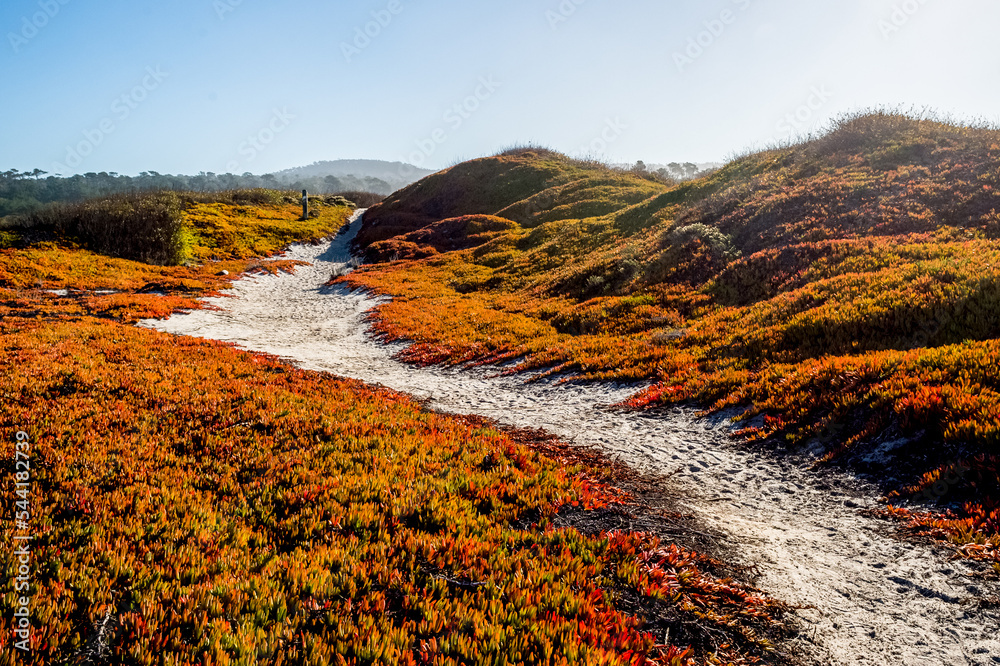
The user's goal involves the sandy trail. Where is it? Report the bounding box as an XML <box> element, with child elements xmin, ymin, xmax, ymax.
<box><xmin>141</xmin><ymin>210</ymin><xmax>998</xmax><ymax>666</ymax></box>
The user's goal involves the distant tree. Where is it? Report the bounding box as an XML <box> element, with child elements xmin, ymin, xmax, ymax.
<box><xmin>324</xmin><ymin>175</ymin><xmax>343</xmax><ymax>192</ymax></box>
<box><xmin>0</xmin><ymin>164</ymin><xmax>392</xmax><ymax>217</ymax></box>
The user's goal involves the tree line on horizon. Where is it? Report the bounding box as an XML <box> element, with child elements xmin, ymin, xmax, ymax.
<box><xmin>0</xmin><ymin>168</ymin><xmax>393</xmax><ymax>218</ymax></box>
<box><xmin>632</xmin><ymin>161</ymin><xmax>710</xmax><ymax>181</ymax></box>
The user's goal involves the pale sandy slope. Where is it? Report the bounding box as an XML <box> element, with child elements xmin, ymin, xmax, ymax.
<box><xmin>141</xmin><ymin>210</ymin><xmax>999</xmax><ymax>666</ymax></box>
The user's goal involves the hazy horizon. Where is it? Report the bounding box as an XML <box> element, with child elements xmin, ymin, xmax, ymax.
<box><xmin>3</xmin><ymin>0</ymin><xmax>998</xmax><ymax>177</ymax></box>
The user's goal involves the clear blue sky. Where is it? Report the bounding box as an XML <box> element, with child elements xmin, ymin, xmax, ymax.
<box><xmin>2</xmin><ymin>0</ymin><xmax>998</xmax><ymax>176</ymax></box>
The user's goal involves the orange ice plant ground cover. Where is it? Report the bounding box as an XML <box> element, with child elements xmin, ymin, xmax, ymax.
<box><xmin>0</xmin><ymin>196</ymin><xmax>792</xmax><ymax>664</ymax></box>
<box><xmin>341</xmin><ymin>114</ymin><xmax>1000</xmax><ymax>566</ymax></box>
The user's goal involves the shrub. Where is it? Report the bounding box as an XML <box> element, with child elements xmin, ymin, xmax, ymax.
<box><xmin>584</xmin><ymin>274</ymin><xmax>607</xmax><ymax>295</ymax></box>
<box><xmin>226</xmin><ymin>188</ymin><xmax>286</xmax><ymax>206</ymax></box>
<box><xmin>669</xmin><ymin>224</ymin><xmax>740</xmax><ymax>261</ymax></box>
<box><xmin>333</xmin><ymin>190</ymin><xmax>385</xmax><ymax>208</ymax></box>
<box><xmin>185</xmin><ymin>188</ymin><xmax>291</xmax><ymax>207</ymax></box>
<box><xmin>0</xmin><ymin>229</ymin><xmax>19</xmax><ymax>249</ymax></box>
<box><xmin>27</xmin><ymin>192</ymin><xmax>188</xmax><ymax>265</ymax></box>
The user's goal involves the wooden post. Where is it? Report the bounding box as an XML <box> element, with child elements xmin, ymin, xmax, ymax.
<box><xmin>301</xmin><ymin>189</ymin><xmax>308</xmax><ymax>220</ymax></box>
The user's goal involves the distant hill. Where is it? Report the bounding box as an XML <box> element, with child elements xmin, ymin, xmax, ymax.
<box><xmin>273</xmin><ymin>160</ymin><xmax>434</xmax><ymax>192</ymax></box>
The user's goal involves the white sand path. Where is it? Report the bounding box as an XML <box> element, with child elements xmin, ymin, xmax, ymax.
<box><xmin>141</xmin><ymin>210</ymin><xmax>999</xmax><ymax>666</ymax></box>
